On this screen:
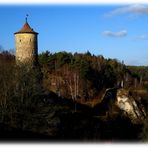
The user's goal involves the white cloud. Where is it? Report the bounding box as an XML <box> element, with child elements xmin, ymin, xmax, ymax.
<box><xmin>135</xmin><ymin>35</ymin><xmax>148</xmax><ymax>40</ymax></box>
<box><xmin>106</xmin><ymin>4</ymin><xmax>148</xmax><ymax>17</ymax></box>
<box><xmin>103</xmin><ymin>30</ymin><xmax>128</xmax><ymax>37</ymax></box>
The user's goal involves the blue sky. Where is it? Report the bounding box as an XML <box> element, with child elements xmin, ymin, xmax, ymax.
<box><xmin>0</xmin><ymin>4</ymin><xmax>148</xmax><ymax>65</ymax></box>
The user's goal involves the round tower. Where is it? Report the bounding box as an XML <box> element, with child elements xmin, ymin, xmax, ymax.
<box><xmin>14</xmin><ymin>17</ymin><xmax>38</xmax><ymax>65</ymax></box>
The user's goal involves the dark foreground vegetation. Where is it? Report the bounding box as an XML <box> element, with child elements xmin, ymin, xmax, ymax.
<box><xmin>0</xmin><ymin>50</ymin><xmax>147</xmax><ymax>142</ymax></box>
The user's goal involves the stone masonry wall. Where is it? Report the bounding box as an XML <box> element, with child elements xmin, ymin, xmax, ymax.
<box><xmin>15</xmin><ymin>33</ymin><xmax>38</xmax><ymax>64</ymax></box>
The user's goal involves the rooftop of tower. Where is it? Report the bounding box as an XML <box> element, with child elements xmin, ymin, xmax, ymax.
<box><xmin>14</xmin><ymin>17</ymin><xmax>38</xmax><ymax>35</ymax></box>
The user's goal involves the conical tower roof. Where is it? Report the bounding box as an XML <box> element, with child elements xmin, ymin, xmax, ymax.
<box><xmin>14</xmin><ymin>20</ymin><xmax>38</xmax><ymax>34</ymax></box>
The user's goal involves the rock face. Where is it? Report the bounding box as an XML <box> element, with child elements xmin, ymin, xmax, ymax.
<box><xmin>116</xmin><ymin>89</ymin><xmax>146</xmax><ymax>122</ymax></box>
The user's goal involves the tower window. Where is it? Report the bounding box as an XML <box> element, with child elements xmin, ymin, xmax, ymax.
<box><xmin>20</xmin><ymin>39</ymin><xmax>21</xmax><ymax>42</ymax></box>
<box><xmin>30</xmin><ymin>39</ymin><xmax>31</xmax><ymax>42</ymax></box>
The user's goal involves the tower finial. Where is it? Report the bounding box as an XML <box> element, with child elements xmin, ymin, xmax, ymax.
<box><xmin>25</xmin><ymin>14</ymin><xmax>29</xmax><ymax>23</ymax></box>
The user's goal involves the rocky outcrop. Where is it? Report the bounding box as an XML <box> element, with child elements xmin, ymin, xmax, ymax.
<box><xmin>94</xmin><ymin>87</ymin><xmax>146</xmax><ymax>123</ymax></box>
<box><xmin>116</xmin><ymin>88</ymin><xmax>146</xmax><ymax>122</ymax></box>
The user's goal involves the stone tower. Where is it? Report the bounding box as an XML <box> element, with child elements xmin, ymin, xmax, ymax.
<box><xmin>14</xmin><ymin>17</ymin><xmax>38</xmax><ymax>65</ymax></box>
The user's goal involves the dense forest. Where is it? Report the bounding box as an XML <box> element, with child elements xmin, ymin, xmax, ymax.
<box><xmin>0</xmin><ymin>50</ymin><xmax>147</xmax><ymax>142</ymax></box>
<box><xmin>39</xmin><ymin>51</ymin><xmax>125</xmax><ymax>102</ymax></box>
<box><xmin>38</xmin><ymin>51</ymin><xmax>148</xmax><ymax>104</ymax></box>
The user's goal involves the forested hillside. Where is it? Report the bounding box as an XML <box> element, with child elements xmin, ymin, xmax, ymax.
<box><xmin>0</xmin><ymin>50</ymin><xmax>147</xmax><ymax>141</ymax></box>
<box><xmin>127</xmin><ymin>66</ymin><xmax>148</xmax><ymax>90</ymax></box>
<box><xmin>38</xmin><ymin>51</ymin><xmax>145</xmax><ymax>106</ymax></box>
